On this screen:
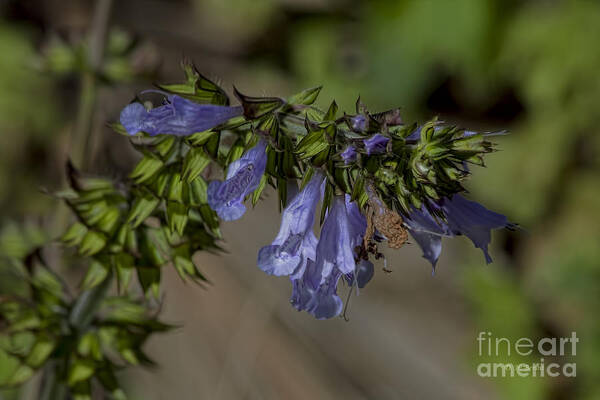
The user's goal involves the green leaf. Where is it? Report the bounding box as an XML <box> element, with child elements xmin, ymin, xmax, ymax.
<box><xmin>334</xmin><ymin>168</ymin><xmax>352</xmax><ymax>194</ymax></box>
<box><xmin>109</xmin><ymin>122</ymin><xmax>129</xmax><ymax>136</ymax></box>
<box><xmin>78</xmin><ymin>230</ymin><xmax>107</xmax><ymax>256</ymax></box>
<box><xmin>113</xmin><ymin>253</ymin><xmax>134</xmax><ymax>292</ymax></box>
<box><xmin>197</xmin><ymin>205</ymin><xmax>220</xmax><ymax>235</ymax></box>
<box><xmin>141</xmin><ymin>228</ymin><xmax>170</xmax><ymax>267</ymax></box>
<box><xmin>186</xmin><ymin>130</ymin><xmax>216</xmax><ymax>147</ymax></box>
<box><xmin>167</xmin><ymin>172</ymin><xmax>185</xmax><ymax>202</ymax></box>
<box><xmin>256</xmin><ymin>113</ymin><xmax>278</xmax><ymax>139</ymax></box>
<box><xmin>252</xmin><ymin>174</ymin><xmax>268</xmax><ymax>206</ymax></box>
<box><xmin>61</xmin><ymin>222</ymin><xmax>88</xmax><ymax>246</ymax></box>
<box><xmin>158</xmin><ymin>61</ymin><xmax>230</xmax><ymax>105</ymax></box>
<box><xmin>320</xmin><ymin>182</ymin><xmax>334</xmax><ymax>224</ymax></box>
<box><xmin>25</xmin><ymin>337</ymin><xmax>55</xmax><ymax>368</ymax></box>
<box><xmin>137</xmin><ymin>267</ymin><xmax>160</xmax><ymax>298</ymax></box>
<box><xmin>204</xmin><ymin>131</ymin><xmax>220</xmax><ymax>159</ymax></box>
<box><xmin>225</xmin><ymin>138</ymin><xmax>246</xmax><ymax>166</ymax></box>
<box><xmin>129</xmin><ymin>153</ymin><xmax>164</xmax><ymax>184</ymax></box>
<box><xmin>77</xmin><ymin>332</ymin><xmax>101</xmax><ymax>361</ymax></box>
<box><xmin>166</xmin><ymin>202</ymin><xmax>189</xmax><ymax>236</ymax></box>
<box><xmin>323</xmin><ymin>100</ymin><xmax>338</xmax><ymax>121</ymax></box>
<box><xmin>311</xmin><ymin>146</ymin><xmax>331</xmax><ymax>167</ymax></box>
<box><xmin>153</xmin><ymin>135</ymin><xmax>177</xmax><ymax>159</ymax></box>
<box><xmin>81</xmin><ymin>260</ymin><xmax>109</xmax><ymax>290</ymax></box>
<box><xmin>68</xmin><ymin>360</ymin><xmax>95</xmax><ymax>386</ymax></box>
<box><xmin>296</xmin><ymin>130</ymin><xmax>329</xmax><ymax>159</ymax></box>
<box><xmin>95</xmin><ymin>207</ymin><xmax>121</xmax><ymax>235</ymax></box>
<box><xmin>277</xmin><ymin>178</ymin><xmax>287</xmax><ymax>210</ymax></box>
<box><xmin>173</xmin><ymin>256</ymin><xmax>206</xmax><ymax>283</ymax></box>
<box><xmin>152</xmin><ymin>169</ymin><xmax>171</xmax><ymax>197</ymax></box>
<box><xmin>69</xmin><ymin>271</ymin><xmax>112</xmax><ymax>328</ymax></box>
<box><xmin>350</xmin><ymin>171</ymin><xmax>365</xmax><ymax>203</ymax></box>
<box><xmin>4</xmin><ymin>364</ymin><xmax>34</xmax><ymax>386</ymax></box>
<box><xmin>300</xmin><ymin>167</ymin><xmax>315</xmax><ymax>190</ymax></box>
<box><xmin>127</xmin><ymin>193</ymin><xmax>160</xmax><ymax>228</ymax></box>
<box><xmin>279</xmin><ymin>136</ymin><xmax>297</xmax><ymax>178</ymax></box>
<box><xmin>32</xmin><ymin>267</ymin><xmax>64</xmax><ymax>299</ymax></box>
<box><xmin>233</xmin><ymin>87</ymin><xmax>284</xmax><ymax>119</ymax></box>
<box><xmin>188</xmin><ymin>176</ymin><xmax>208</xmax><ymax>206</ymax></box>
<box><xmin>287</xmin><ymin>86</ymin><xmax>322</xmax><ymax>106</ymax></box>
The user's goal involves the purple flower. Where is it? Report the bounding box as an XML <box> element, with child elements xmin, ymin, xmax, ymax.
<box><xmin>257</xmin><ymin>172</ymin><xmax>324</xmax><ymax>276</ymax></box>
<box><xmin>120</xmin><ymin>94</ymin><xmax>243</xmax><ymax>136</ymax></box>
<box><xmin>314</xmin><ymin>195</ymin><xmax>367</xmax><ymax>283</ymax></box>
<box><xmin>405</xmin><ymin>194</ymin><xmax>512</xmax><ymax>267</ymax></box>
<box><xmin>207</xmin><ymin>140</ymin><xmax>267</xmax><ymax>221</ymax></box>
<box><xmin>351</xmin><ymin>115</ymin><xmax>367</xmax><ymax>132</ymax></box>
<box><xmin>340</xmin><ymin>145</ymin><xmax>357</xmax><ymax>164</ymax></box>
<box><xmin>291</xmin><ymin>260</ymin><xmax>344</xmax><ymax>320</ymax></box>
<box><xmin>363</xmin><ymin>134</ymin><xmax>389</xmax><ymax>155</ymax></box>
<box><xmin>285</xmin><ymin>195</ymin><xmax>371</xmax><ymax>319</ymax></box>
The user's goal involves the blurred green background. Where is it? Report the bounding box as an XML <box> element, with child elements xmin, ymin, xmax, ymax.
<box><xmin>1</xmin><ymin>0</ymin><xmax>599</xmax><ymax>399</ymax></box>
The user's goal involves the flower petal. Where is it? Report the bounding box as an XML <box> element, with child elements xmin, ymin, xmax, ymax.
<box><xmin>363</xmin><ymin>134</ymin><xmax>389</xmax><ymax>155</ymax></box>
<box><xmin>119</xmin><ymin>95</ymin><xmax>243</xmax><ymax>136</ymax></box>
<box><xmin>207</xmin><ymin>140</ymin><xmax>267</xmax><ymax>221</ymax></box>
<box><xmin>409</xmin><ymin>230</ymin><xmax>443</xmax><ymax>268</ymax></box>
<box><xmin>441</xmin><ymin>195</ymin><xmax>511</xmax><ymax>263</ymax></box>
<box><xmin>257</xmin><ymin>173</ymin><xmax>324</xmax><ymax>276</ymax></box>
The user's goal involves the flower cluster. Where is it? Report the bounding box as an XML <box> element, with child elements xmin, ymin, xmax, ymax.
<box><xmin>116</xmin><ymin>70</ymin><xmax>514</xmax><ymax>320</ymax></box>
<box><xmin>404</xmin><ymin>195</ymin><xmax>514</xmax><ymax>268</ymax></box>
<box><xmin>256</xmin><ymin>173</ymin><xmax>373</xmax><ymax>319</ymax></box>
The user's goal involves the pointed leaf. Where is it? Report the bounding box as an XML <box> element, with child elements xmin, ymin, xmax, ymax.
<box><xmin>287</xmin><ymin>86</ymin><xmax>322</xmax><ymax>106</ymax></box>
<box><xmin>233</xmin><ymin>87</ymin><xmax>284</xmax><ymax>119</ymax></box>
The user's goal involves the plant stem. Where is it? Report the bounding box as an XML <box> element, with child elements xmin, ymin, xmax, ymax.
<box><xmin>71</xmin><ymin>0</ymin><xmax>113</xmax><ymax>169</ymax></box>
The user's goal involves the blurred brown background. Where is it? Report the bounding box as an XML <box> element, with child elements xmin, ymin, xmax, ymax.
<box><xmin>1</xmin><ymin>0</ymin><xmax>599</xmax><ymax>399</ymax></box>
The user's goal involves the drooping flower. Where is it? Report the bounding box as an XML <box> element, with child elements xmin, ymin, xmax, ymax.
<box><xmin>314</xmin><ymin>195</ymin><xmax>367</xmax><ymax>283</ymax></box>
<box><xmin>285</xmin><ymin>194</ymin><xmax>371</xmax><ymax>319</ymax></box>
<box><xmin>405</xmin><ymin>194</ymin><xmax>513</xmax><ymax>267</ymax></box>
<box><xmin>257</xmin><ymin>172</ymin><xmax>324</xmax><ymax>276</ymax></box>
<box><xmin>363</xmin><ymin>133</ymin><xmax>389</xmax><ymax>155</ymax></box>
<box><xmin>291</xmin><ymin>260</ymin><xmax>344</xmax><ymax>320</ymax></box>
<box><xmin>340</xmin><ymin>145</ymin><xmax>357</xmax><ymax>164</ymax></box>
<box><xmin>207</xmin><ymin>140</ymin><xmax>267</xmax><ymax>221</ymax></box>
<box><xmin>120</xmin><ymin>94</ymin><xmax>243</xmax><ymax>136</ymax></box>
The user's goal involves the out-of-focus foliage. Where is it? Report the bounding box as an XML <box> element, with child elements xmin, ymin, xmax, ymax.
<box><xmin>41</xmin><ymin>29</ymin><xmax>157</xmax><ymax>83</ymax></box>
<box><xmin>0</xmin><ymin>23</ymin><xmax>59</xmax><ymax>216</ymax></box>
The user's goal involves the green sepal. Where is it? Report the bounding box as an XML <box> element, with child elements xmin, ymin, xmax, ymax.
<box><xmin>126</xmin><ymin>193</ymin><xmax>160</xmax><ymax>228</ymax></box>
<box><xmin>61</xmin><ymin>222</ymin><xmax>88</xmax><ymax>247</ymax></box>
<box><xmin>186</xmin><ymin>130</ymin><xmax>216</xmax><ymax>147</ymax></box>
<box><xmin>320</xmin><ymin>181</ymin><xmax>334</xmax><ymax>225</ymax></box>
<box><xmin>323</xmin><ymin>100</ymin><xmax>338</xmax><ymax>121</ymax></box>
<box><xmin>129</xmin><ymin>152</ymin><xmax>163</xmax><ymax>184</ymax></box>
<box><xmin>233</xmin><ymin>87</ymin><xmax>284</xmax><ymax>119</ymax></box>
<box><xmin>81</xmin><ymin>260</ymin><xmax>109</xmax><ymax>290</ymax></box>
<box><xmin>252</xmin><ymin>174</ymin><xmax>268</xmax><ymax>206</ymax></box>
<box><xmin>166</xmin><ymin>201</ymin><xmax>189</xmax><ymax>236</ymax></box>
<box><xmin>182</xmin><ymin>148</ymin><xmax>210</xmax><ymax>183</ymax></box>
<box><xmin>287</xmin><ymin>86</ymin><xmax>322</xmax><ymax>106</ymax></box>
<box><xmin>78</xmin><ymin>230</ymin><xmax>107</xmax><ymax>256</ymax></box>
